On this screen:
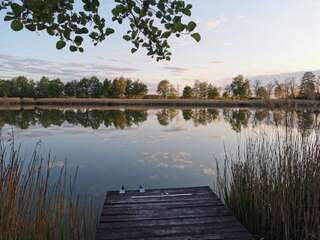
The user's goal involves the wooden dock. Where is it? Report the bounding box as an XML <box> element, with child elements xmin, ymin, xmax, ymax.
<box><xmin>96</xmin><ymin>186</ymin><xmax>253</xmax><ymax>240</ymax></box>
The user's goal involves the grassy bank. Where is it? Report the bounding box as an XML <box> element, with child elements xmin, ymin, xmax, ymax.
<box><xmin>216</xmin><ymin>128</ymin><xmax>320</xmax><ymax>240</ymax></box>
<box><xmin>0</xmin><ymin>97</ymin><xmax>320</xmax><ymax>108</ymax></box>
<box><xmin>0</xmin><ymin>137</ymin><xmax>98</xmax><ymax>240</ymax></box>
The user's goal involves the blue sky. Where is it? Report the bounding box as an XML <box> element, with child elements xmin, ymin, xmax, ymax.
<box><xmin>1</xmin><ymin>0</ymin><xmax>320</xmax><ymax>92</ymax></box>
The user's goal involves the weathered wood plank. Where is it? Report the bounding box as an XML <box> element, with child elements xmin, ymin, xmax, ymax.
<box><xmin>96</xmin><ymin>186</ymin><xmax>253</xmax><ymax>240</ymax></box>
<box><xmin>98</xmin><ymin>215</ymin><xmax>240</xmax><ymax>229</ymax></box>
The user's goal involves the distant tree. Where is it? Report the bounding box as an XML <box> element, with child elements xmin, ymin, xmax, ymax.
<box><xmin>256</xmin><ymin>86</ymin><xmax>268</xmax><ymax>99</ymax></box>
<box><xmin>0</xmin><ymin>80</ymin><xmax>11</xmax><ymax>97</ymax></box>
<box><xmin>222</xmin><ymin>85</ymin><xmax>232</xmax><ymax>98</ymax></box>
<box><xmin>125</xmin><ymin>79</ymin><xmax>134</xmax><ymax>97</ymax></box>
<box><xmin>253</xmin><ymin>80</ymin><xmax>262</xmax><ymax>98</ymax></box>
<box><xmin>103</xmin><ymin>79</ymin><xmax>114</xmax><ymax>97</ymax></box>
<box><xmin>113</xmin><ymin>77</ymin><xmax>127</xmax><ymax>98</ymax></box>
<box><xmin>265</xmin><ymin>82</ymin><xmax>274</xmax><ymax>99</ymax></box>
<box><xmin>48</xmin><ymin>78</ymin><xmax>64</xmax><ymax>97</ymax></box>
<box><xmin>182</xmin><ymin>86</ymin><xmax>193</xmax><ymax>98</ymax></box>
<box><xmin>36</xmin><ymin>76</ymin><xmax>51</xmax><ymax>98</ymax></box>
<box><xmin>128</xmin><ymin>80</ymin><xmax>148</xmax><ymax>97</ymax></box>
<box><xmin>76</xmin><ymin>77</ymin><xmax>103</xmax><ymax>98</ymax></box>
<box><xmin>316</xmin><ymin>75</ymin><xmax>320</xmax><ymax>97</ymax></box>
<box><xmin>76</xmin><ymin>78</ymin><xmax>90</xmax><ymax>98</ymax></box>
<box><xmin>199</xmin><ymin>81</ymin><xmax>209</xmax><ymax>99</ymax></box>
<box><xmin>11</xmin><ymin>76</ymin><xmax>35</xmax><ymax>98</ymax></box>
<box><xmin>64</xmin><ymin>80</ymin><xmax>78</xmax><ymax>97</ymax></box>
<box><xmin>88</xmin><ymin>77</ymin><xmax>103</xmax><ymax>98</ymax></box>
<box><xmin>192</xmin><ymin>80</ymin><xmax>200</xmax><ymax>98</ymax></box>
<box><xmin>157</xmin><ymin>80</ymin><xmax>171</xmax><ymax>98</ymax></box>
<box><xmin>274</xmin><ymin>82</ymin><xmax>286</xmax><ymax>99</ymax></box>
<box><xmin>169</xmin><ymin>84</ymin><xmax>178</xmax><ymax>98</ymax></box>
<box><xmin>230</xmin><ymin>75</ymin><xmax>251</xmax><ymax>99</ymax></box>
<box><xmin>300</xmin><ymin>72</ymin><xmax>316</xmax><ymax>99</ymax></box>
<box><xmin>207</xmin><ymin>85</ymin><xmax>220</xmax><ymax>99</ymax></box>
<box><xmin>287</xmin><ymin>78</ymin><xmax>298</xmax><ymax>99</ymax></box>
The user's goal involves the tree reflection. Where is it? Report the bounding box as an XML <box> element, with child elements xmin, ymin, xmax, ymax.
<box><xmin>156</xmin><ymin>109</ymin><xmax>178</xmax><ymax>126</ymax></box>
<box><xmin>223</xmin><ymin>109</ymin><xmax>251</xmax><ymax>132</ymax></box>
<box><xmin>0</xmin><ymin>109</ymin><xmax>148</xmax><ymax>130</ymax></box>
<box><xmin>0</xmin><ymin>108</ymin><xmax>317</xmax><ymax>135</ymax></box>
<box><xmin>297</xmin><ymin>110</ymin><xmax>315</xmax><ymax>137</ymax></box>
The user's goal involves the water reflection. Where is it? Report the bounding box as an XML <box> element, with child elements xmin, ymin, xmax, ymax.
<box><xmin>0</xmin><ymin>107</ymin><xmax>319</xmax><ymax>198</ymax></box>
<box><xmin>0</xmin><ymin>108</ymin><xmax>319</xmax><ymax>135</ymax></box>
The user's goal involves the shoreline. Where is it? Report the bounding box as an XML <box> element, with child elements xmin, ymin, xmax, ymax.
<box><xmin>0</xmin><ymin>97</ymin><xmax>319</xmax><ymax>109</ymax></box>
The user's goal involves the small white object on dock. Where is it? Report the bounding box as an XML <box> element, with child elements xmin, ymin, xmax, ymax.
<box><xmin>119</xmin><ymin>185</ymin><xmax>125</xmax><ymax>194</ymax></box>
<box><xmin>139</xmin><ymin>185</ymin><xmax>145</xmax><ymax>193</ymax></box>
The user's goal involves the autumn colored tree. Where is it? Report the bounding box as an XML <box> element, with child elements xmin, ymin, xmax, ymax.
<box><xmin>157</xmin><ymin>80</ymin><xmax>171</xmax><ymax>98</ymax></box>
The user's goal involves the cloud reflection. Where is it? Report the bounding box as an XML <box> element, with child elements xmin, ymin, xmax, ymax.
<box><xmin>141</xmin><ymin>151</ymin><xmax>193</xmax><ymax>169</ymax></box>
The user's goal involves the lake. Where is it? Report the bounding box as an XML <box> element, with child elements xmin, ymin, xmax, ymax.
<box><xmin>0</xmin><ymin>107</ymin><xmax>318</xmax><ymax>200</ymax></box>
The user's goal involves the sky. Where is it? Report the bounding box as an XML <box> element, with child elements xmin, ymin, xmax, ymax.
<box><xmin>1</xmin><ymin>0</ymin><xmax>320</xmax><ymax>92</ymax></box>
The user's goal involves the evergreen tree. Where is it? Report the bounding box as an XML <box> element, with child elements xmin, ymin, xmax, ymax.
<box><xmin>300</xmin><ymin>72</ymin><xmax>316</xmax><ymax>99</ymax></box>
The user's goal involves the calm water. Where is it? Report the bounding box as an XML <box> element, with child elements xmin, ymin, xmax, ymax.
<box><xmin>0</xmin><ymin>107</ymin><xmax>318</xmax><ymax>199</ymax></box>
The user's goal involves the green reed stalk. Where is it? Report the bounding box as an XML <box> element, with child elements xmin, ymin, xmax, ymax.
<box><xmin>0</xmin><ymin>138</ymin><xmax>98</xmax><ymax>240</ymax></box>
<box><xmin>216</xmin><ymin>128</ymin><xmax>320</xmax><ymax>240</ymax></box>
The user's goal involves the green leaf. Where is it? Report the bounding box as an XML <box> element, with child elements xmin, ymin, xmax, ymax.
<box><xmin>191</xmin><ymin>33</ymin><xmax>201</xmax><ymax>42</ymax></box>
<box><xmin>187</xmin><ymin>21</ymin><xmax>197</xmax><ymax>32</ymax></box>
<box><xmin>37</xmin><ymin>24</ymin><xmax>46</xmax><ymax>31</ymax></box>
<box><xmin>174</xmin><ymin>23</ymin><xmax>185</xmax><ymax>32</ymax></box>
<box><xmin>133</xmin><ymin>6</ymin><xmax>140</xmax><ymax>14</ymax></box>
<box><xmin>47</xmin><ymin>27</ymin><xmax>55</xmax><ymax>36</ymax></box>
<box><xmin>161</xmin><ymin>31</ymin><xmax>171</xmax><ymax>38</ymax></box>
<box><xmin>123</xmin><ymin>35</ymin><xmax>131</xmax><ymax>41</ymax></box>
<box><xmin>74</xmin><ymin>36</ymin><xmax>83</xmax><ymax>46</ymax></box>
<box><xmin>4</xmin><ymin>15</ymin><xmax>15</xmax><ymax>21</ymax></box>
<box><xmin>78</xmin><ymin>27</ymin><xmax>89</xmax><ymax>34</ymax></box>
<box><xmin>11</xmin><ymin>3</ymin><xmax>23</xmax><ymax>16</ymax></box>
<box><xmin>105</xmin><ymin>28</ymin><xmax>115</xmax><ymax>36</ymax></box>
<box><xmin>69</xmin><ymin>46</ymin><xmax>77</xmax><ymax>52</ymax></box>
<box><xmin>56</xmin><ymin>40</ymin><xmax>66</xmax><ymax>50</ymax></box>
<box><xmin>131</xmin><ymin>48</ymin><xmax>137</xmax><ymax>54</ymax></box>
<box><xmin>25</xmin><ymin>24</ymin><xmax>36</xmax><ymax>32</ymax></box>
<box><xmin>10</xmin><ymin>20</ymin><xmax>23</xmax><ymax>31</ymax></box>
<box><xmin>182</xmin><ymin>8</ymin><xmax>191</xmax><ymax>16</ymax></box>
<box><xmin>156</xmin><ymin>11</ymin><xmax>162</xmax><ymax>18</ymax></box>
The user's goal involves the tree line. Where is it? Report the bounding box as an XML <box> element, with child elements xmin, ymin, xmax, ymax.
<box><xmin>180</xmin><ymin>72</ymin><xmax>320</xmax><ymax>100</ymax></box>
<box><xmin>0</xmin><ymin>76</ymin><xmax>148</xmax><ymax>98</ymax></box>
<box><xmin>1</xmin><ymin>71</ymin><xmax>320</xmax><ymax>100</ymax></box>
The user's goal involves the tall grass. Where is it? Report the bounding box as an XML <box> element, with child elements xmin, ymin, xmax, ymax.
<box><xmin>216</xmin><ymin>128</ymin><xmax>320</xmax><ymax>240</ymax></box>
<box><xmin>0</xmin><ymin>136</ymin><xmax>98</xmax><ymax>239</ymax></box>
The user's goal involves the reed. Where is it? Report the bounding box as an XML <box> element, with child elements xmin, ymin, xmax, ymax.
<box><xmin>216</xmin><ymin>128</ymin><xmax>320</xmax><ymax>240</ymax></box>
<box><xmin>0</xmin><ymin>136</ymin><xmax>98</xmax><ymax>240</ymax></box>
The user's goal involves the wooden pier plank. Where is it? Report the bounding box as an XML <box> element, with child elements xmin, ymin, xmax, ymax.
<box><xmin>96</xmin><ymin>186</ymin><xmax>253</xmax><ymax>240</ymax></box>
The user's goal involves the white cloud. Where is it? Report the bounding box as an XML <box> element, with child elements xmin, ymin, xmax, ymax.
<box><xmin>140</xmin><ymin>151</ymin><xmax>193</xmax><ymax>169</ymax></box>
<box><xmin>0</xmin><ymin>54</ymin><xmax>139</xmax><ymax>81</ymax></box>
<box><xmin>202</xmin><ymin>167</ymin><xmax>215</xmax><ymax>176</ymax></box>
